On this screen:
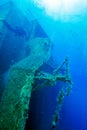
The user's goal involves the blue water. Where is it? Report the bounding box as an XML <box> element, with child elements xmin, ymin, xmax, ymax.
<box><xmin>0</xmin><ymin>1</ymin><xmax>87</xmax><ymax>130</ymax></box>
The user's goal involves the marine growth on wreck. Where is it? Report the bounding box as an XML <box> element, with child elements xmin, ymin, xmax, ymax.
<box><xmin>0</xmin><ymin>1</ymin><xmax>73</xmax><ymax>130</ymax></box>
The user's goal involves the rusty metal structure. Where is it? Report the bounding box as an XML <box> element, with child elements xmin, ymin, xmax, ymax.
<box><xmin>0</xmin><ymin>1</ymin><xmax>72</xmax><ymax>130</ymax></box>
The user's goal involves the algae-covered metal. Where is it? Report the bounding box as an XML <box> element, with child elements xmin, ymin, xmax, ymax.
<box><xmin>0</xmin><ymin>37</ymin><xmax>51</xmax><ymax>130</ymax></box>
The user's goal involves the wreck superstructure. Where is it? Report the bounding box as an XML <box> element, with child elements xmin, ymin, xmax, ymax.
<box><xmin>0</xmin><ymin>1</ymin><xmax>72</xmax><ymax>130</ymax></box>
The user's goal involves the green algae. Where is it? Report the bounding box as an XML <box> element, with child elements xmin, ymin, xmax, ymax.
<box><xmin>0</xmin><ymin>37</ymin><xmax>51</xmax><ymax>130</ymax></box>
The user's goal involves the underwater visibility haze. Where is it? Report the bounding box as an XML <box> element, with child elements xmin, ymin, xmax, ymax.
<box><xmin>0</xmin><ymin>0</ymin><xmax>87</xmax><ymax>130</ymax></box>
